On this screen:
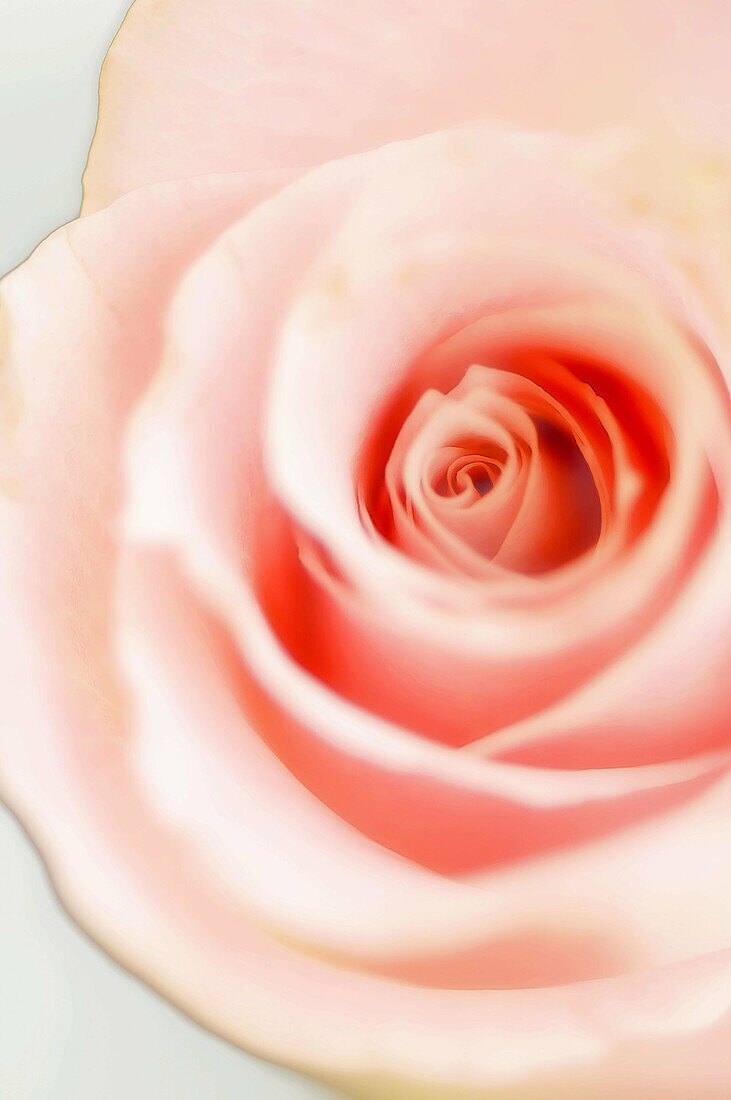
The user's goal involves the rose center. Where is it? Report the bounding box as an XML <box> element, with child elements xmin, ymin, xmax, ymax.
<box><xmin>365</xmin><ymin>361</ymin><xmax>606</xmax><ymax>576</ymax></box>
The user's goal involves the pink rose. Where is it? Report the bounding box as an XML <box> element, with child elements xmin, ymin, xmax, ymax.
<box><xmin>2</xmin><ymin>2</ymin><xmax>731</xmax><ymax>1097</ymax></box>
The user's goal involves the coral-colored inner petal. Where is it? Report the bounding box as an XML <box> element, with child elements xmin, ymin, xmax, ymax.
<box><xmin>255</xmin><ymin>312</ymin><xmax>694</xmax><ymax>757</ymax></box>
<box><xmin>376</xmin><ymin>361</ymin><xmax>606</xmax><ymax>577</ymax></box>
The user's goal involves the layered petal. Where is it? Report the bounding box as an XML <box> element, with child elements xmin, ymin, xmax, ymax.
<box><xmin>82</xmin><ymin>0</ymin><xmax>731</xmax><ymax>213</ymax></box>
<box><xmin>0</xmin><ymin>169</ymin><xmax>275</xmax><ymax>785</ymax></box>
<box><xmin>121</xmin><ymin>129</ymin><xmax>729</xmax><ymax>924</ymax></box>
<box><xmin>118</xmin><ymin>544</ymin><xmax>731</xmax><ymax>983</ymax></box>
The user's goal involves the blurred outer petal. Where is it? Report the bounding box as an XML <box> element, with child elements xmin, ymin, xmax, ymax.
<box><xmin>82</xmin><ymin>0</ymin><xmax>731</xmax><ymax>214</ymax></box>
<box><xmin>0</xmin><ymin>169</ymin><xmax>275</xmax><ymax>761</ymax></box>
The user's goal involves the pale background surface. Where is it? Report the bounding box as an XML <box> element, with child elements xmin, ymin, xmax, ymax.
<box><xmin>0</xmin><ymin>2</ymin><xmax>337</xmax><ymax>1096</ymax></box>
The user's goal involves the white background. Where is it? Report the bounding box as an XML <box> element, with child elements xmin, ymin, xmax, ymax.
<box><xmin>0</xmin><ymin>2</ymin><xmax>337</xmax><ymax>1097</ymax></box>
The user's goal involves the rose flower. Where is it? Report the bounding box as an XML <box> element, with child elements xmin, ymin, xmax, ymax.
<box><xmin>1</xmin><ymin>1</ymin><xmax>731</xmax><ymax>1097</ymax></box>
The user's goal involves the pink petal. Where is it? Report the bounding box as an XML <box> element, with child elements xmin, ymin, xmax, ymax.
<box><xmin>83</xmin><ymin>0</ymin><xmax>731</xmax><ymax>212</ymax></box>
<box><xmin>118</xmin><ymin>545</ymin><xmax>731</xmax><ymax>997</ymax></box>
